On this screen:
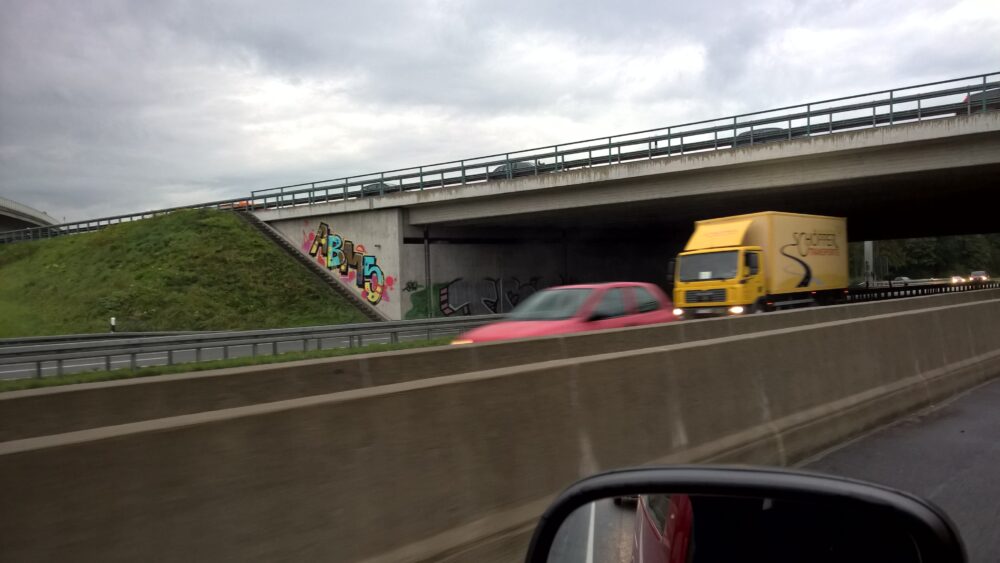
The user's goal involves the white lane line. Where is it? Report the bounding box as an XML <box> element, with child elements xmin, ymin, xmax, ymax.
<box><xmin>586</xmin><ymin>501</ymin><xmax>596</xmax><ymax>563</ymax></box>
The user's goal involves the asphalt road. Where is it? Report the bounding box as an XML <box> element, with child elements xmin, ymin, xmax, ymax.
<box><xmin>549</xmin><ymin>498</ymin><xmax>636</xmax><ymax>563</ymax></box>
<box><xmin>804</xmin><ymin>376</ymin><xmax>1000</xmax><ymax>563</ymax></box>
<box><xmin>0</xmin><ymin>330</ymin><xmax>454</xmax><ymax>380</ymax></box>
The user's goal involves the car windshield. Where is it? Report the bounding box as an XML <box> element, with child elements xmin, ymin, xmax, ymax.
<box><xmin>506</xmin><ymin>288</ymin><xmax>593</xmax><ymax>320</ymax></box>
<box><xmin>678</xmin><ymin>251</ymin><xmax>739</xmax><ymax>282</ymax></box>
<box><xmin>972</xmin><ymin>271</ymin><xmax>986</xmax><ymax>276</ymax></box>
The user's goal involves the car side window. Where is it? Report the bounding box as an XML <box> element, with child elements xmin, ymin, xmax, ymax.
<box><xmin>645</xmin><ymin>495</ymin><xmax>672</xmax><ymax>534</ymax></box>
<box><xmin>631</xmin><ymin>286</ymin><xmax>661</xmax><ymax>313</ymax></box>
<box><xmin>591</xmin><ymin>288</ymin><xmax>627</xmax><ymax>319</ymax></box>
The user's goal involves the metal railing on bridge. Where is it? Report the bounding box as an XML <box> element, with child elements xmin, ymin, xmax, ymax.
<box><xmin>2</xmin><ymin>71</ymin><xmax>998</xmax><ymax>244</ymax></box>
<box><xmin>0</xmin><ymin>315</ymin><xmax>501</xmax><ymax>379</ymax></box>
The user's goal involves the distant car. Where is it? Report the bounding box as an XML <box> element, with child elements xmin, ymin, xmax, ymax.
<box><xmin>969</xmin><ymin>270</ymin><xmax>989</xmax><ymax>282</ymax></box>
<box><xmin>962</xmin><ymin>87</ymin><xmax>1000</xmax><ymax>114</ymax></box>
<box><xmin>950</xmin><ymin>275</ymin><xmax>966</xmax><ymax>284</ymax></box>
<box><xmin>488</xmin><ymin>160</ymin><xmax>538</xmax><ymax>179</ymax></box>
<box><xmin>892</xmin><ymin>276</ymin><xmax>911</xmax><ymax>286</ymax></box>
<box><xmin>450</xmin><ymin>282</ymin><xmax>677</xmax><ymax>344</ymax></box>
<box><xmin>732</xmin><ymin>127</ymin><xmax>787</xmax><ymax>147</ymax></box>
<box><xmin>360</xmin><ymin>182</ymin><xmax>398</xmax><ymax>196</ymax></box>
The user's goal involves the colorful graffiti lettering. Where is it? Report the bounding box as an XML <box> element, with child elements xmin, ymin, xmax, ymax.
<box><xmin>306</xmin><ymin>222</ymin><xmax>392</xmax><ymax>305</ymax></box>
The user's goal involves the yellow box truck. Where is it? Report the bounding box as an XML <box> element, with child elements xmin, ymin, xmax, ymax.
<box><xmin>673</xmin><ymin>212</ymin><xmax>848</xmax><ymax>317</ymax></box>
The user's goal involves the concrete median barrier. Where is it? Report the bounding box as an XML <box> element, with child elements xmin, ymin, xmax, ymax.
<box><xmin>3</xmin><ymin>287</ymin><xmax>999</xmax><ymax>442</ymax></box>
<box><xmin>2</xmin><ymin>297</ymin><xmax>998</xmax><ymax>562</ymax></box>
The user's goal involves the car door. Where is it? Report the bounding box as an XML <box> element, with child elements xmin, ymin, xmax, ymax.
<box><xmin>582</xmin><ymin>287</ymin><xmax>633</xmax><ymax>330</ymax></box>
<box><xmin>625</xmin><ymin>284</ymin><xmax>674</xmax><ymax>325</ymax></box>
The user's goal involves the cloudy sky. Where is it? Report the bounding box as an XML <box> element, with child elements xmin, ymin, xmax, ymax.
<box><xmin>1</xmin><ymin>0</ymin><xmax>998</xmax><ymax>222</ymax></box>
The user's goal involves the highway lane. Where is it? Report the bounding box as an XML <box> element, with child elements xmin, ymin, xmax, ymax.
<box><xmin>549</xmin><ymin>498</ymin><xmax>635</xmax><ymax>563</ymax></box>
<box><xmin>0</xmin><ymin>330</ymin><xmax>458</xmax><ymax>380</ymax></box>
<box><xmin>804</xmin><ymin>376</ymin><xmax>1000</xmax><ymax>563</ymax></box>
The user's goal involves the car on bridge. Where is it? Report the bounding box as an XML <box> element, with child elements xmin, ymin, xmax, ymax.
<box><xmin>450</xmin><ymin>282</ymin><xmax>677</xmax><ymax>344</ymax></box>
<box><xmin>360</xmin><ymin>182</ymin><xmax>398</xmax><ymax>196</ymax></box>
<box><xmin>962</xmin><ymin>87</ymin><xmax>1000</xmax><ymax>113</ymax></box>
<box><xmin>488</xmin><ymin>160</ymin><xmax>539</xmax><ymax>180</ymax></box>
<box><xmin>732</xmin><ymin>127</ymin><xmax>788</xmax><ymax>147</ymax></box>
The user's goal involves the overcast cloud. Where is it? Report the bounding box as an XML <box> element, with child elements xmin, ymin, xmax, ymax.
<box><xmin>1</xmin><ymin>0</ymin><xmax>998</xmax><ymax>222</ymax></box>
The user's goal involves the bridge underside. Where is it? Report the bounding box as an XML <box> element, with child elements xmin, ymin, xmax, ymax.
<box><xmin>0</xmin><ymin>215</ymin><xmax>37</xmax><ymax>232</ymax></box>
<box><xmin>423</xmin><ymin>162</ymin><xmax>1000</xmax><ymax>242</ymax></box>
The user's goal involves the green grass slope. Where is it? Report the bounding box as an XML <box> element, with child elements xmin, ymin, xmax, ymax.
<box><xmin>0</xmin><ymin>209</ymin><xmax>368</xmax><ymax>336</ymax></box>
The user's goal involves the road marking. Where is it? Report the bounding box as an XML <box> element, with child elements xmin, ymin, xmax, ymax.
<box><xmin>586</xmin><ymin>501</ymin><xmax>596</xmax><ymax>563</ymax></box>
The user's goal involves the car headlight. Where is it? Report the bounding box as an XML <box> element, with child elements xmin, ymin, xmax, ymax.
<box><xmin>451</xmin><ymin>339</ymin><xmax>474</xmax><ymax>345</ymax></box>
<box><xmin>728</xmin><ymin>306</ymin><xmax>745</xmax><ymax>315</ymax></box>
<box><xmin>672</xmin><ymin>308</ymin><xmax>684</xmax><ymax>316</ymax></box>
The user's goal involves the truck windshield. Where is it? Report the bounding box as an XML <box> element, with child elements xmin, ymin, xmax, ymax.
<box><xmin>507</xmin><ymin>288</ymin><xmax>593</xmax><ymax>320</ymax></box>
<box><xmin>678</xmin><ymin>251</ymin><xmax>739</xmax><ymax>282</ymax></box>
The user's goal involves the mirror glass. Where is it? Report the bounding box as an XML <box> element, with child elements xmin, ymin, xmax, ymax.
<box><xmin>546</xmin><ymin>493</ymin><xmax>922</xmax><ymax>563</ymax></box>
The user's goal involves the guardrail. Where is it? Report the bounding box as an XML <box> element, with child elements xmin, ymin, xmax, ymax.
<box><xmin>1</xmin><ymin>71</ymin><xmax>997</xmax><ymax>243</ymax></box>
<box><xmin>0</xmin><ymin>331</ymin><xmax>214</xmax><ymax>347</ymax></box>
<box><xmin>846</xmin><ymin>280</ymin><xmax>1000</xmax><ymax>302</ymax></box>
<box><xmin>0</xmin><ymin>315</ymin><xmax>501</xmax><ymax>379</ymax></box>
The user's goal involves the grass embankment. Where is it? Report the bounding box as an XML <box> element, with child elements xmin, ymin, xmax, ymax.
<box><xmin>0</xmin><ymin>337</ymin><xmax>452</xmax><ymax>393</ymax></box>
<box><xmin>0</xmin><ymin>209</ymin><xmax>368</xmax><ymax>337</ymax></box>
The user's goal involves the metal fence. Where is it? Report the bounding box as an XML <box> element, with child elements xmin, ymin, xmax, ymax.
<box><xmin>2</xmin><ymin>71</ymin><xmax>998</xmax><ymax>243</ymax></box>
<box><xmin>846</xmin><ymin>280</ymin><xmax>1000</xmax><ymax>302</ymax></box>
<box><xmin>0</xmin><ymin>315</ymin><xmax>501</xmax><ymax>379</ymax></box>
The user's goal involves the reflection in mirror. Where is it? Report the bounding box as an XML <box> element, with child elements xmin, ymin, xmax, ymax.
<box><xmin>547</xmin><ymin>493</ymin><xmax>922</xmax><ymax>563</ymax></box>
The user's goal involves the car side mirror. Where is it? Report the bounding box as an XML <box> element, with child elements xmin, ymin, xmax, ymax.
<box><xmin>525</xmin><ymin>466</ymin><xmax>966</xmax><ymax>563</ymax></box>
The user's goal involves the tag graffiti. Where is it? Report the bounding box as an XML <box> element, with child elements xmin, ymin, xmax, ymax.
<box><xmin>306</xmin><ymin>222</ymin><xmax>390</xmax><ymax>305</ymax></box>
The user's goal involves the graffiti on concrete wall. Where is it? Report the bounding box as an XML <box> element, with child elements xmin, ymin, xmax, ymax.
<box><xmin>302</xmin><ymin>222</ymin><xmax>395</xmax><ymax>305</ymax></box>
<box><xmin>404</xmin><ymin>276</ymin><xmax>549</xmax><ymax>318</ymax></box>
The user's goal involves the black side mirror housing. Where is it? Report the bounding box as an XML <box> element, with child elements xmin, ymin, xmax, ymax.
<box><xmin>524</xmin><ymin>466</ymin><xmax>966</xmax><ymax>563</ymax></box>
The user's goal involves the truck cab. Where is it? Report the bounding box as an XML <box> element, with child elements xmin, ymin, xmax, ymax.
<box><xmin>674</xmin><ymin>246</ymin><xmax>765</xmax><ymax>317</ymax></box>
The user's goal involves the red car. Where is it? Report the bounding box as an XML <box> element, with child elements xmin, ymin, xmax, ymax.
<box><xmin>633</xmin><ymin>494</ymin><xmax>694</xmax><ymax>563</ymax></box>
<box><xmin>451</xmin><ymin>282</ymin><xmax>677</xmax><ymax>344</ymax></box>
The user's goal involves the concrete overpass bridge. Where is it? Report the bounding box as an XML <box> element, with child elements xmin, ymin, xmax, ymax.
<box><xmin>256</xmin><ymin>111</ymin><xmax>1000</xmax><ymax>320</ymax></box>
<box><xmin>0</xmin><ymin>196</ymin><xmax>58</xmax><ymax>232</ymax></box>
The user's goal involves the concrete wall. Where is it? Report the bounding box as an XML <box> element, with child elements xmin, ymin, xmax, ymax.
<box><xmin>2</xmin><ymin>296</ymin><xmax>999</xmax><ymax>562</ymax></box>
<box><xmin>269</xmin><ymin>209</ymin><xmax>404</xmax><ymax>319</ymax></box>
<box><xmin>397</xmin><ymin>222</ymin><xmax>686</xmax><ymax>319</ymax></box>
<box><xmin>4</xmin><ymin>288</ymin><xmax>997</xmax><ymax>443</ymax></box>
<box><xmin>400</xmin><ymin>239</ymin><xmax>565</xmax><ymax>319</ymax></box>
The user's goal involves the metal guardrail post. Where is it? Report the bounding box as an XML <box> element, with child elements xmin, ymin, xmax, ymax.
<box><xmin>982</xmin><ymin>76</ymin><xmax>989</xmax><ymax>114</ymax></box>
<box><xmin>196</xmin><ymin>347</ymin><xmax>202</xmax><ymax>362</ymax></box>
<box><xmin>105</xmin><ymin>355</ymin><xmax>111</xmax><ymax>371</ymax></box>
<box><xmin>35</xmin><ymin>361</ymin><xmax>42</xmax><ymax>378</ymax></box>
<box><xmin>57</xmin><ymin>359</ymin><xmax>63</xmax><ymax>376</ymax></box>
<box><xmin>390</xmin><ymin>331</ymin><xmax>399</xmax><ymax>344</ymax></box>
<box><xmin>806</xmin><ymin>104</ymin><xmax>811</xmax><ymax>136</ymax></box>
<box><xmin>889</xmin><ymin>90</ymin><xmax>894</xmax><ymax>125</ymax></box>
<box><xmin>167</xmin><ymin>349</ymin><xmax>174</xmax><ymax>365</ymax></box>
